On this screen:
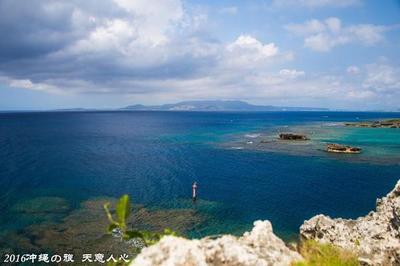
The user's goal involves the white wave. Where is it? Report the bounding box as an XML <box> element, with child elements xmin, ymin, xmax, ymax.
<box><xmin>231</xmin><ymin>146</ymin><xmax>244</xmax><ymax>150</ymax></box>
<box><xmin>324</xmin><ymin>122</ymin><xmax>341</xmax><ymax>126</ymax></box>
<box><xmin>245</xmin><ymin>133</ymin><xmax>260</xmax><ymax>138</ymax></box>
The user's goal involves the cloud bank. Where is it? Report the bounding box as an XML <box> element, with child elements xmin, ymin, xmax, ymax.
<box><xmin>285</xmin><ymin>17</ymin><xmax>387</xmax><ymax>52</ymax></box>
<box><xmin>0</xmin><ymin>0</ymin><xmax>399</xmax><ymax>109</ymax></box>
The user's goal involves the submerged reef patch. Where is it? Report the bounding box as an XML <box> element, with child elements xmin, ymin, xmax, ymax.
<box><xmin>0</xmin><ymin>197</ymin><xmax>206</xmax><ymax>262</ymax></box>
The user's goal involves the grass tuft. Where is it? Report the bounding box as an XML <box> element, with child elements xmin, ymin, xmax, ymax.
<box><xmin>293</xmin><ymin>240</ymin><xmax>359</xmax><ymax>266</ymax></box>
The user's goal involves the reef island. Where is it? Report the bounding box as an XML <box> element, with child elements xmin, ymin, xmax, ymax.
<box><xmin>326</xmin><ymin>143</ymin><xmax>362</xmax><ymax>154</ymax></box>
<box><xmin>345</xmin><ymin>119</ymin><xmax>400</xmax><ymax>128</ymax></box>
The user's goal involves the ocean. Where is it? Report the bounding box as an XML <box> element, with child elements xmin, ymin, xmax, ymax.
<box><xmin>0</xmin><ymin>111</ymin><xmax>399</xmax><ymax>255</ymax></box>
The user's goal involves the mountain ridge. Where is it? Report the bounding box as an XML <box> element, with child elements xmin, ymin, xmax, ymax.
<box><xmin>121</xmin><ymin>100</ymin><xmax>329</xmax><ymax>112</ymax></box>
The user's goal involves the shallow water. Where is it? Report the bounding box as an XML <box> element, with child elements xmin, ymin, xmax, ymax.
<box><xmin>0</xmin><ymin>111</ymin><xmax>399</xmax><ymax>254</ymax></box>
<box><xmin>226</xmin><ymin>121</ymin><xmax>400</xmax><ymax>165</ymax></box>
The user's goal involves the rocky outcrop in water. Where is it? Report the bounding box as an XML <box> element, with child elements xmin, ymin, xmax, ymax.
<box><xmin>132</xmin><ymin>220</ymin><xmax>302</xmax><ymax>266</ymax></box>
<box><xmin>300</xmin><ymin>180</ymin><xmax>400</xmax><ymax>265</ymax></box>
<box><xmin>326</xmin><ymin>143</ymin><xmax>362</xmax><ymax>154</ymax></box>
<box><xmin>279</xmin><ymin>133</ymin><xmax>308</xmax><ymax>140</ymax></box>
<box><xmin>345</xmin><ymin>119</ymin><xmax>400</xmax><ymax>128</ymax></box>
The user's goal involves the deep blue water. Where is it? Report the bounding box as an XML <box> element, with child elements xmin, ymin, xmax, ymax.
<box><xmin>0</xmin><ymin>111</ymin><xmax>399</xmax><ymax>242</ymax></box>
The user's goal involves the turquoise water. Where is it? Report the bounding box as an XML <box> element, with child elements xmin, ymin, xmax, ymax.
<box><xmin>0</xmin><ymin>111</ymin><xmax>399</xmax><ymax>255</ymax></box>
<box><xmin>318</xmin><ymin>126</ymin><xmax>400</xmax><ymax>157</ymax></box>
<box><xmin>226</xmin><ymin>120</ymin><xmax>400</xmax><ymax>165</ymax></box>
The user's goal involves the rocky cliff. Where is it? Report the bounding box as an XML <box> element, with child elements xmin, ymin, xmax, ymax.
<box><xmin>300</xmin><ymin>180</ymin><xmax>400</xmax><ymax>265</ymax></box>
<box><xmin>131</xmin><ymin>180</ymin><xmax>400</xmax><ymax>266</ymax></box>
<box><xmin>132</xmin><ymin>220</ymin><xmax>302</xmax><ymax>266</ymax></box>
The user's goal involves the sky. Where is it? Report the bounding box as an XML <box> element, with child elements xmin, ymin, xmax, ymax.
<box><xmin>0</xmin><ymin>0</ymin><xmax>399</xmax><ymax>110</ymax></box>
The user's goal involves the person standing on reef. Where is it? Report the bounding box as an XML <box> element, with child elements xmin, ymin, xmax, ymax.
<box><xmin>192</xmin><ymin>182</ymin><xmax>197</xmax><ymax>202</ymax></box>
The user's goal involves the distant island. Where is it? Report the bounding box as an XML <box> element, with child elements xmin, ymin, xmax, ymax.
<box><xmin>120</xmin><ymin>100</ymin><xmax>329</xmax><ymax>112</ymax></box>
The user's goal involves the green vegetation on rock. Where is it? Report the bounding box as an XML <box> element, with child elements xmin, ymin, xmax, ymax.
<box><xmin>104</xmin><ymin>195</ymin><xmax>177</xmax><ymax>246</ymax></box>
<box><xmin>103</xmin><ymin>195</ymin><xmax>179</xmax><ymax>265</ymax></box>
<box><xmin>294</xmin><ymin>240</ymin><xmax>359</xmax><ymax>266</ymax></box>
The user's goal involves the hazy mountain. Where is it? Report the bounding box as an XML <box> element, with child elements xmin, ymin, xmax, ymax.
<box><xmin>53</xmin><ymin>108</ymin><xmax>95</xmax><ymax>112</ymax></box>
<box><xmin>121</xmin><ymin>100</ymin><xmax>329</xmax><ymax>111</ymax></box>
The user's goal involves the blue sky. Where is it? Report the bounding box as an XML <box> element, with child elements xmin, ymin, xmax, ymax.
<box><xmin>0</xmin><ymin>0</ymin><xmax>399</xmax><ymax>110</ymax></box>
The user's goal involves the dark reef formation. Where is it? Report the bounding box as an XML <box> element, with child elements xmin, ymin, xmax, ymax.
<box><xmin>0</xmin><ymin>197</ymin><xmax>205</xmax><ymax>264</ymax></box>
<box><xmin>345</xmin><ymin>119</ymin><xmax>400</xmax><ymax>128</ymax></box>
<box><xmin>279</xmin><ymin>133</ymin><xmax>308</xmax><ymax>141</ymax></box>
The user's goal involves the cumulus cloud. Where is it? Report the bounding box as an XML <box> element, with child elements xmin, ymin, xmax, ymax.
<box><xmin>0</xmin><ymin>0</ymin><xmax>292</xmax><ymax>99</ymax></box>
<box><xmin>0</xmin><ymin>0</ymin><xmax>398</xmax><ymax>110</ymax></box>
<box><xmin>285</xmin><ymin>17</ymin><xmax>388</xmax><ymax>52</ymax></box>
<box><xmin>279</xmin><ymin>69</ymin><xmax>305</xmax><ymax>79</ymax></box>
<box><xmin>112</xmin><ymin>0</ymin><xmax>184</xmax><ymax>45</ymax></box>
<box><xmin>363</xmin><ymin>63</ymin><xmax>400</xmax><ymax>93</ymax></box>
<box><xmin>0</xmin><ymin>0</ymin><xmax>219</xmax><ymax>92</ymax></box>
<box><xmin>0</xmin><ymin>76</ymin><xmax>65</xmax><ymax>94</ymax></box>
<box><xmin>224</xmin><ymin>35</ymin><xmax>280</xmax><ymax>67</ymax></box>
<box><xmin>272</xmin><ymin>0</ymin><xmax>361</xmax><ymax>8</ymax></box>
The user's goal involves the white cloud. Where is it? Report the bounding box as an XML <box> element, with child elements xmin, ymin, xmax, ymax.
<box><xmin>46</xmin><ymin>0</ymin><xmax>214</xmax><ymax>73</ymax></box>
<box><xmin>71</xmin><ymin>19</ymin><xmax>137</xmax><ymax>54</ymax></box>
<box><xmin>347</xmin><ymin>24</ymin><xmax>386</xmax><ymax>45</ymax></box>
<box><xmin>325</xmin><ymin>17</ymin><xmax>341</xmax><ymax>33</ymax></box>
<box><xmin>345</xmin><ymin>89</ymin><xmax>375</xmax><ymax>99</ymax></box>
<box><xmin>304</xmin><ymin>33</ymin><xmax>348</xmax><ymax>52</ymax></box>
<box><xmin>1</xmin><ymin>1</ymin><xmax>399</xmax><ymax>110</ymax></box>
<box><xmin>363</xmin><ymin>63</ymin><xmax>400</xmax><ymax>92</ymax></box>
<box><xmin>5</xmin><ymin>78</ymin><xmax>65</xmax><ymax>94</ymax></box>
<box><xmin>227</xmin><ymin>35</ymin><xmax>279</xmax><ymax>57</ymax></box>
<box><xmin>241</xmin><ymin>69</ymin><xmax>305</xmax><ymax>88</ymax></box>
<box><xmin>113</xmin><ymin>0</ymin><xmax>184</xmax><ymax>45</ymax></box>
<box><xmin>272</xmin><ymin>0</ymin><xmax>361</xmax><ymax>8</ymax></box>
<box><xmin>224</xmin><ymin>35</ymin><xmax>280</xmax><ymax>67</ymax></box>
<box><xmin>285</xmin><ymin>19</ymin><xmax>326</xmax><ymax>35</ymax></box>
<box><xmin>347</xmin><ymin>66</ymin><xmax>360</xmax><ymax>75</ymax></box>
<box><xmin>286</xmin><ymin>17</ymin><xmax>388</xmax><ymax>52</ymax></box>
<box><xmin>66</xmin><ymin>0</ymin><xmax>185</xmax><ymax>60</ymax></box>
<box><xmin>279</xmin><ymin>69</ymin><xmax>305</xmax><ymax>79</ymax></box>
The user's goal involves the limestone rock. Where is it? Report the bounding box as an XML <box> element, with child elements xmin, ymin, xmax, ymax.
<box><xmin>132</xmin><ymin>220</ymin><xmax>302</xmax><ymax>266</ymax></box>
<box><xmin>300</xmin><ymin>179</ymin><xmax>400</xmax><ymax>265</ymax></box>
<box><xmin>326</xmin><ymin>143</ymin><xmax>362</xmax><ymax>154</ymax></box>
